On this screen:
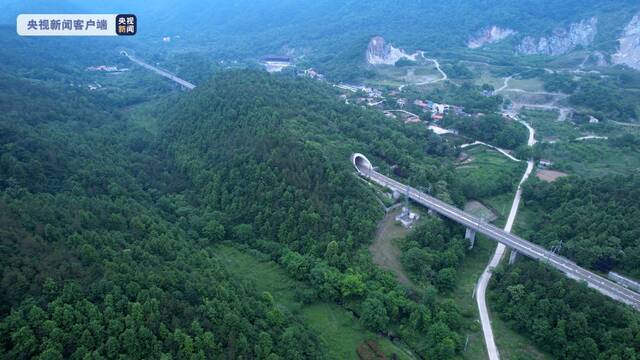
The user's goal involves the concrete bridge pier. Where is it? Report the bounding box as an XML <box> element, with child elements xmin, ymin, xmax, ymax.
<box><xmin>465</xmin><ymin>228</ymin><xmax>476</xmax><ymax>249</ymax></box>
<box><xmin>509</xmin><ymin>250</ymin><xmax>519</xmax><ymax>264</ymax></box>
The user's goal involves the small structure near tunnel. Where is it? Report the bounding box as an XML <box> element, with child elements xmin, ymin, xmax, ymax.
<box><xmin>396</xmin><ymin>206</ymin><xmax>420</xmax><ymax>228</ymax></box>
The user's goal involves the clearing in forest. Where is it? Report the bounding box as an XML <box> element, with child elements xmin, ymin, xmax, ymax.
<box><xmin>369</xmin><ymin>207</ymin><xmax>417</xmax><ymax>289</ymax></box>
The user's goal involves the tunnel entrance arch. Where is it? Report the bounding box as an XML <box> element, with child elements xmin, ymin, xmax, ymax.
<box><xmin>351</xmin><ymin>153</ymin><xmax>373</xmax><ymax>175</ymax></box>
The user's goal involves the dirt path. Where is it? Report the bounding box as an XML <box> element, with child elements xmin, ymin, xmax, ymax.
<box><xmin>398</xmin><ymin>53</ymin><xmax>448</xmax><ymax>91</ymax></box>
<box><xmin>496</xmin><ymin>74</ymin><xmax>573</xmax><ymax>122</ymax></box>
<box><xmin>496</xmin><ymin>76</ymin><xmax>511</xmax><ymax>92</ymax></box>
<box><xmin>369</xmin><ymin>208</ymin><xmax>415</xmax><ymax>288</ymax></box>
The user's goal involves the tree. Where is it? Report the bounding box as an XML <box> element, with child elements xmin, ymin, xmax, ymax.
<box><xmin>361</xmin><ymin>296</ymin><xmax>389</xmax><ymax>332</ymax></box>
<box><xmin>324</xmin><ymin>240</ymin><xmax>341</xmax><ymax>267</ymax></box>
<box><xmin>203</xmin><ymin>219</ymin><xmax>225</xmax><ymax>242</ymax></box>
<box><xmin>435</xmin><ymin>268</ymin><xmax>456</xmax><ymax>291</ymax></box>
<box><xmin>339</xmin><ymin>271</ymin><xmax>365</xmax><ymax>298</ymax></box>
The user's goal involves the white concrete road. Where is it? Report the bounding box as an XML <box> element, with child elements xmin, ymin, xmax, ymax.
<box><xmin>475</xmin><ymin>117</ymin><xmax>535</xmax><ymax>360</ymax></box>
<box><xmin>460</xmin><ymin>141</ymin><xmax>522</xmax><ymax>162</ymax></box>
<box><xmin>476</xmin><ymin>158</ymin><xmax>534</xmax><ymax>360</ymax></box>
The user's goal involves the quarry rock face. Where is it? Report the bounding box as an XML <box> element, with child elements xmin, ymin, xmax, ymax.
<box><xmin>517</xmin><ymin>17</ymin><xmax>598</xmax><ymax>56</ymax></box>
<box><xmin>366</xmin><ymin>36</ymin><xmax>417</xmax><ymax>65</ymax></box>
<box><xmin>468</xmin><ymin>26</ymin><xmax>516</xmax><ymax>48</ymax></box>
<box><xmin>612</xmin><ymin>14</ymin><xmax>640</xmax><ymax>70</ymax></box>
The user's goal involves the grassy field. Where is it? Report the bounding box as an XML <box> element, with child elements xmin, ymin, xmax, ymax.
<box><xmin>369</xmin><ymin>206</ymin><xmax>419</xmax><ymax>289</ymax></box>
<box><xmin>538</xmin><ymin>140</ymin><xmax>640</xmax><ymax>178</ymax></box>
<box><xmin>489</xmin><ymin>310</ymin><xmax>551</xmax><ymax>360</ymax></box>
<box><xmin>508</xmin><ymin>77</ymin><xmax>545</xmax><ymax>92</ymax></box>
<box><xmin>476</xmin><ymin>73</ymin><xmax>505</xmax><ymax>89</ymax></box>
<box><xmin>456</xmin><ymin>146</ymin><xmax>526</xmax><ymax>199</ymax></box>
<box><xmin>365</xmin><ymin>63</ymin><xmax>440</xmax><ymax>89</ymax></box>
<box><xmin>519</xmin><ymin>108</ymin><xmax>579</xmax><ymax>142</ymax></box>
<box><xmin>453</xmin><ymin>235</ymin><xmax>493</xmax><ymax>360</ymax></box>
<box><xmin>214</xmin><ymin>245</ymin><xmax>415</xmax><ymax>360</ymax></box>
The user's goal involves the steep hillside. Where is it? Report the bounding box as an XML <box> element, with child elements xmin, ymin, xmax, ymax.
<box><xmin>0</xmin><ymin>72</ymin><xmax>328</xmax><ymax>359</ymax></box>
<box><xmin>160</xmin><ymin>71</ymin><xmax>473</xmax><ymax>358</ymax></box>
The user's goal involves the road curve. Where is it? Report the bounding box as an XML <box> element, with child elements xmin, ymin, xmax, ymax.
<box><xmin>398</xmin><ymin>54</ymin><xmax>448</xmax><ymax>91</ymax></box>
<box><xmin>460</xmin><ymin>141</ymin><xmax>522</xmax><ymax>162</ymax></box>
<box><xmin>475</xmin><ymin>118</ymin><xmax>536</xmax><ymax>359</ymax></box>
<box><xmin>476</xmin><ymin>158</ymin><xmax>534</xmax><ymax>360</ymax></box>
<box><xmin>352</xmin><ymin>154</ymin><xmax>640</xmax><ymax>311</ymax></box>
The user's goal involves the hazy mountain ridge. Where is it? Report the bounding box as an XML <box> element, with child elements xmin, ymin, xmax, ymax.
<box><xmin>3</xmin><ymin>1</ymin><xmax>640</xmax><ymax>78</ymax></box>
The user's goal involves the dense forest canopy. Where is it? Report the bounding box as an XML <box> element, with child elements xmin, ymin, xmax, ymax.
<box><xmin>3</xmin><ymin>1</ymin><xmax>640</xmax><ymax>358</ymax></box>
<box><xmin>523</xmin><ymin>173</ymin><xmax>640</xmax><ymax>276</ymax></box>
<box><xmin>491</xmin><ymin>260</ymin><xmax>640</xmax><ymax>359</ymax></box>
<box><xmin>160</xmin><ymin>71</ymin><xmax>476</xmax><ymax>357</ymax></box>
<box><xmin>0</xmin><ymin>60</ymin><xmax>478</xmax><ymax>357</ymax></box>
<box><xmin>0</xmin><ymin>72</ymin><xmax>330</xmax><ymax>359</ymax></box>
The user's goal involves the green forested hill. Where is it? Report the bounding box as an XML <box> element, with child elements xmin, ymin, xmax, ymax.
<box><xmin>160</xmin><ymin>71</ymin><xmax>474</xmax><ymax>358</ymax></box>
<box><xmin>0</xmin><ymin>68</ymin><xmax>473</xmax><ymax>359</ymax></box>
<box><xmin>0</xmin><ymin>73</ymin><xmax>331</xmax><ymax>359</ymax></box>
<box><xmin>523</xmin><ymin>173</ymin><xmax>640</xmax><ymax>276</ymax></box>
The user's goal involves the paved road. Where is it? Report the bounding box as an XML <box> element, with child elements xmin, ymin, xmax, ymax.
<box><xmin>475</xmin><ymin>157</ymin><xmax>533</xmax><ymax>360</ymax></box>
<box><xmin>474</xmin><ymin>118</ymin><xmax>535</xmax><ymax>360</ymax></box>
<box><xmin>122</xmin><ymin>51</ymin><xmax>196</xmax><ymax>90</ymax></box>
<box><xmin>398</xmin><ymin>53</ymin><xmax>448</xmax><ymax>91</ymax></box>
<box><xmin>425</xmin><ymin>56</ymin><xmax>448</xmax><ymax>83</ymax></box>
<box><xmin>352</xmin><ymin>154</ymin><xmax>640</xmax><ymax>310</ymax></box>
<box><xmin>460</xmin><ymin>141</ymin><xmax>522</xmax><ymax>162</ymax></box>
<box><xmin>611</xmin><ymin>120</ymin><xmax>640</xmax><ymax>127</ymax></box>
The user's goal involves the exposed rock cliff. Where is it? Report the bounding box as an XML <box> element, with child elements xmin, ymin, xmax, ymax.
<box><xmin>468</xmin><ymin>26</ymin><xmax>516</xmax><ymax>49</ymax></box>
<box><xmin>612</xmin><ymin>14</ymin><xmax>640</xmax><ymax>70</ymax></box>
<box><xmin>517</xmin><ymin>17</ymin><xmax>598</xmax><ymax>56</ymax></box>
<box><xmin>366</xmin><ymin>36</ymin><xmax>417</xmax><ymax>65</ymax></box>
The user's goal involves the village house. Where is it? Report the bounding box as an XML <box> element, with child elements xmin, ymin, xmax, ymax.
<box><xmin>431</xmin><ymin>103</ymin><xmax>450</xmax><ymax>114</ymax></box>
<box><xmin>538</xmin><ymin>159</ymin><xmax>554</xmax><ymax>169</ymax></box>
<box><xmin>414</xmin><ymin>99</ymin><xmax>428</xmax><ymax>108</ymax></box>
<box><xmin>303</xmin><ymin>68</ymin><xmax>325</xmax><ymax>80</ymax></box>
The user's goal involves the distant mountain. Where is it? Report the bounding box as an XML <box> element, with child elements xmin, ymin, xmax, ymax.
<box><xmin>4</xmin><ymin>0</ymin><xmax>640</xmax><ymax>78</ymax></box>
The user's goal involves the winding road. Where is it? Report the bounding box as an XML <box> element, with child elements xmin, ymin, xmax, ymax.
<box><xmin>474</xmin><ymin>117</ymin><xmax>536</xmax><ymax>360</ymax></box>
<box><xmin>398</xmin><ymin>53</ymin><xmax>448</xmax><ymax>91</ymax></box>
<box><xmin>495</xmin><ymin>75</ymin><xmax>572</xmax><ymax>122</ymax></box>
<box><xmin>460</xmin><ymin>141</ymin><xmax>522</xmax><ymax>162</ymax></box>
